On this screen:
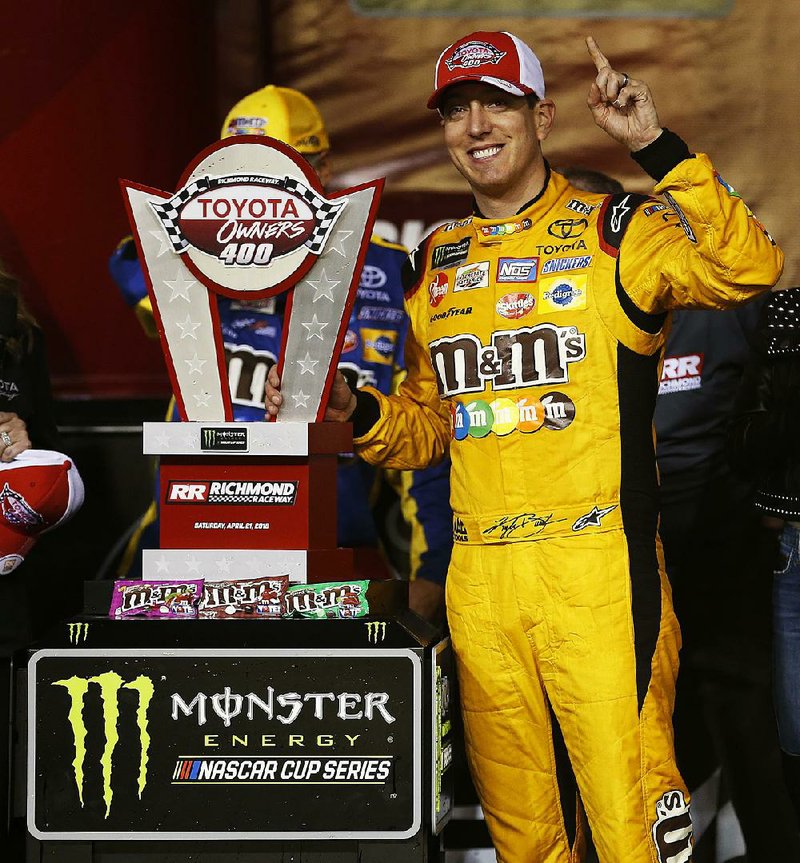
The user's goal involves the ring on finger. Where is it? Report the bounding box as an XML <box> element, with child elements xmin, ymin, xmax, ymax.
<box><xmin>620</xmin><ymin>73</ymin><xmax>630</xmax><ymax>88</ymax></box>
<box><xmin>1</xmin><ymin>432</ymin><xmax>12</xmax><ymax>448</ymax></box>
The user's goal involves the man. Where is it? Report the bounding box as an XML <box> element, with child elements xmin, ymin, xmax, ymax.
<box><xmin>267</xmin><ymin>32</ymin><xmax>783</xmax><ymax>861</ymax></box>
<box><xmin>109</xmin><ymin>85</ymin><xmax>413</xmax><ymax>581</ymax></box>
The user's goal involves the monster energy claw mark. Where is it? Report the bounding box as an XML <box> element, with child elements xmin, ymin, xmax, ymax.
<box><xmin>52</xmin><ymin>672</ymin><xmax>154</xmax><ymax>817</ymax></box>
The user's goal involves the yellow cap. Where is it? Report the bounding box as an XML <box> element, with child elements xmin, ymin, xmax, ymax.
<box><xmin>220</xmin><ymin>85</ymin><xmax>330</xmax><ymax>154</ymax></box>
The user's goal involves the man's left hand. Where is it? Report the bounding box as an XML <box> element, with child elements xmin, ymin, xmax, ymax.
<box><xmin>586</xmin><ymin>36</ymin><xmax>663</xmax><ymax>152</ymax></box>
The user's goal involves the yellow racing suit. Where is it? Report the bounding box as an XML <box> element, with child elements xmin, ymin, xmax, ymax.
<box><xmin>351</xmin><ymin>132</ymin><xmax>783</xmax><ymax>863</ymax></box>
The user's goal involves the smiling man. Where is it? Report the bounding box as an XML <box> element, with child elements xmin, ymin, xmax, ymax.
<box><xmin>266</xmin><ymin>31</ymin><xmax>783</xmax><ymax>862</ymax></box>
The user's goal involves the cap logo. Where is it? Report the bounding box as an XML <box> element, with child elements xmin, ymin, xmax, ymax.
<box><xmin>445</xmin><ymin>41</ymin><xmax>506</xmax><ymax>71</ymax></box>
<box><xmin>0</xmin><ymin>482</ymin><xmax>44</xmax><ymax>530</ymax></box>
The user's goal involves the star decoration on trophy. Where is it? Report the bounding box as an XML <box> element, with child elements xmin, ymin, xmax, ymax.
<box><xmin>122</xmin><ymin>136</ymin><xmax>382</xmax><ymax>423</ymax></box>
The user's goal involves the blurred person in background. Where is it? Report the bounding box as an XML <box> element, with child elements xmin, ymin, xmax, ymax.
<box><xmin>0</xmin><ymin>260</ymin><xmax>83</xmax><ymax>647</ymax></box>
<box><xmin>728</xmin><ymin>286</ymin><xmax>800</xmax><ymax>833</ymax></box>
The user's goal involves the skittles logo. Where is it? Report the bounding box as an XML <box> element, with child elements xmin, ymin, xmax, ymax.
<box><xmin>450</xmin><ymin>393</ymin><xmax>575</xmax><ymax>439</ymax></box>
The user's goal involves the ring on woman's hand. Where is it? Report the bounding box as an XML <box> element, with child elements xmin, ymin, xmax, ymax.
<box><xmin>1</xmin><ymin>432</ymin><xmax>12</xmax><ymax>447</ymax></box>
<box><xmin>620</xmin><ymin>73</ymin><xmax>630</xmax><ymax>88</ymax></box>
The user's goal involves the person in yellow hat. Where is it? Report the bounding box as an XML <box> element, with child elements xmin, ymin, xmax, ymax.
<box><xmin>108</xmin><ymin>86</ymin><xmax>450</xmax><ymax>601</ymax></box>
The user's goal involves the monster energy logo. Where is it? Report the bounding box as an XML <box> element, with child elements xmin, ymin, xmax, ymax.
<box><xmin>365</xmin><ymin>621</ymin><xmax>386</xmax><ymax>644</ymax></box>
<box><xmin>52</xmin><ymin>672</ymin><xmax>155</xmax><ymax>817</ymax></box>
<box><xmin>68</xmin><ymin>622</ymin><xmax>89</xmax><ymax>644</ymax></box>
<box><xmin>200</xmin><ymin>426</ymin><xmax>248</xmax><ymax>451</ymax></box>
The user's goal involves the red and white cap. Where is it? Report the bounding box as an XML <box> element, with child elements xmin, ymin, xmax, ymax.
<box><xmin>0</xmin><ymin>450</ymin><xmax>84</xmax><ymax>575</ymax></box>
<box><xmin>428</xmin><ymin>31</ymin><xmax>546</xmax><ymax>110</ymax></box>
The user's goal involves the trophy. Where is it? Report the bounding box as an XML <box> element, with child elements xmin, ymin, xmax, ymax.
<box><xmin>121</xmin><ymin>136</ymin><xmax>382</xmax><ymax>582</ymax></box>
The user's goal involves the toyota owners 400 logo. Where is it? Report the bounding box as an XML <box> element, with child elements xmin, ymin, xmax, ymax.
<box><xmin>445</xmin><ymin>41</ymin><xmax>506</xmax><ymax>70</ymax></box>
<box><xmin>150</xmin><ymin>174</ymin><xmax>345</xmax><ymax>268</ymax></box>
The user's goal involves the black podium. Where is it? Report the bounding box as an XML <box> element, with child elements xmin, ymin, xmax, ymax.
<box><xmin>11</xmin><ymin>581</ymin><xmax>452</xmax><ymax>862</ymax></box>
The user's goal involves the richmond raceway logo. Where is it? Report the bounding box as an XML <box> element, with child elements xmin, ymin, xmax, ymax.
<box><xmin>445</xmin><ymin>40</ymin><xmax>506</xmax><ymax>70</ymax></box>
<box><xmin>429</xmin><ymin>324</ymin><xmax>585</xmax><ymax>398</ymax></box>
<box><xmin>166</xmin><ymin>480</ymin><xmax>298</xmax><ymax>506</ymax></box>
<box><xmin>52</xmin><ymin>672</ymin><xmax>154</xmax><ymax>817</ymax></box>
<box><xmin>150</xmin><ymin>173</ymin><xmax>345</xmax><ymax>268</ymax></box>
<box><xmin>652</xmin><ymin>790</ymin><xmax>693</xmax><ymax>863</ymax></box>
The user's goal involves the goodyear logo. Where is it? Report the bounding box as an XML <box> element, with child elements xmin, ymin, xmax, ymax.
<box><xmin>52</xmin><ymin>672</ymin><xmax>154</xmax><ymax>817</ymax></box>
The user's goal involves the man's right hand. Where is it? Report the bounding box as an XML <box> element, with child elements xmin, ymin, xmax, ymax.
<box><xmin>265</xmin><ymin>367</ymin><xmax>357</xmax><ymax>422</ymax></box>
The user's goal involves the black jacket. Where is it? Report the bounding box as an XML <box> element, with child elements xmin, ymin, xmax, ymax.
<box><xmin>728</xmin><ymin>288</ymin><xmax>800</xmax><ymax>519</ymax></box>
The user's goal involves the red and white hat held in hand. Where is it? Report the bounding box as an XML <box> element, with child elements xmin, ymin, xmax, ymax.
<box><xmin>0</xmin><ymin>450</ymin><xmax>84</xmax><ymax>574</ymax></box>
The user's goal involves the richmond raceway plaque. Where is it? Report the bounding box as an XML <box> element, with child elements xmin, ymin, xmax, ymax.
<box><xmin>122</xmin><ymin>137</ymin><xmax>382</xmax><ymax>423</ymax></box>
<box><xmin>28</xmin><ymin>648</ymin><xmax>421</xmax><ymax>840</ymax></box>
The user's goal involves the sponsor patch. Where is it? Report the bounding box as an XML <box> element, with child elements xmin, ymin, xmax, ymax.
<box><xmin>361</xmin><ymin>328</ymin><xmax>397</xmax><ymax>365</ymax></box>
<box><xmin>359</xmin><ymin>264</ymin><xmax>387</xmax><ymax>289</ymax></box>
<box><xmin>342</xmin><ymin>329</ymin><xmax>359</xmax><ymax>353</ymax></box>
<box><xmin>166</xmin><ymin>480</ymin><xmax>298</xmax><ymax>506</ymax></box>
<box><xmin>357</xmin><ymin>288</ymin><xmax>392</xmax><ymax>302</ymax></box>
<box><xmin>643</xmin><ymin>203</ymin><xmax>668</xmax><ymax>217</ymax></box>
<box><xmin>536</xmin><ymin>239</ymin><xmax>588</xmax><ymax>256</ymax></box>
<box><xmin>449</xmin><ymin>391</ymin><xmax>575</xmax><ymax>439</ymax></box>
<box><xmin>431</xmin><ymin>237</ymin><xmax>471</xmax><ymax>270</ymax></box>
<box><xmin>428</xmin><ymin>272</ymin><xmax>449</xmax><ymax>307</ymax></box>
<box><xmin>479</xmin><ymin>218</ymin><xmax>532</xmax><ymax>238</ymax></box>
<box><xmin>541</xmin><ymin>255</ymin><xmax>592</xmax><ymax>275</ymax></box>
<box><xmin>497</xmin><ymin>257</ymin><xmax>539</xmax><ymax>283</ymax></box>
<box><xmin>224</xmin><ymin>116</ymin><xmax>268</xmax><ymax>136</ymax></box>
<box><xmin>496</xmin><ymin>292</ymin><xmax>535</xmax><ymax>319</ymax></box>
<box><xmin>357</xmin><ymin>305</ymin><xmax>405</xmax><ymax>323</ymax></box>
<box><xmin>430</xmin><ymin>324</ymin><xmax>586</xmax><ymax>398</ymax></box>
<box><xmin>565</xmin><ymin>198</ymin><xmax>594</xmax><ymax>216</ymax></box>
<box><xmin>659</xmin><ymin>353</ymin><xmax>704</xmax><ymax>394</ymax></box>
<box><xmin>663</xmin><ymin>193</ymin><xmax>697</xmax><ymax>243</ymax></box>
<box><xmin>442</xmin><ymin>217</ymin><xmax>473</xmax><ymax>231</ymax></box>
<box><xmin>715</xmin><ymin>172</ymin><xmax>740</xmax><ymax>198</ymax></box>
<box><xmin>547</xmin><ymin>218</ymin><xmax>588</xmax><ymax>239</ymax></box>
<box><xmin>454</xmin><ymin>261</ymin><xmax>490</xmax><ymax>291</ymax></box>
<box><xmin>430</xmin><ymin>306</ymin><xmax>473</xmax><ymax>323</ymax></box>
<box><xmin>453</xmin><ymin>516</ymin><xmax>468</xmax><ymax>543</ymax></box>
<box><xmin>539</xmin><ymin>275</ymin><xmax>588</xmax><ymax>311</ymax></box>
<box><xmin>200</xmin><ymin>427</ymin><xmax>248</xmax><ymax>452</ymax></box>
<box><xmin>652</xmin><ymin>790</ymin><xmax>693</xmax><ymax>863</ymax></box>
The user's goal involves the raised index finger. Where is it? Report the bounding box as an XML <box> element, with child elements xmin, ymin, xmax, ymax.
<box><xmin>585</xmin><ymin>36</ymin><xmax>610</xmax><ymax>71</ymax></box>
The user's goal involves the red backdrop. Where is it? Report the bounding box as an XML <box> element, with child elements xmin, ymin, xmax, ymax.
<box><xmin>0</xmin><ymin>0</ymin><xmax>218</xmax><ymax>397</ymax></box>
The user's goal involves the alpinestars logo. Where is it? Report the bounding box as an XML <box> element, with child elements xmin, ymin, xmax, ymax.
<box><xmin>52</xmin><ymin>672</ymin><xmax>155</xmax><ymax>817</ymax></box>
<box><xmin>652</xmin><ymin>790</ymin><xmax>693</xmax><ymax>863</ymax></box>
<box><xmin>610</xmin><ymin>195</ymin><xmax>631</xmax><ymax>233</ymax></box>
<box><xmin>571</xmin><ymin>504</ymin><xmax>616</xmax><ymax>532</ymax></box>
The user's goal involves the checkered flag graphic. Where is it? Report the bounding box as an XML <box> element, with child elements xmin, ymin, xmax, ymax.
<box><xmin>149</xmin><ymin>177</ymin><xmax>212</xmax><ymax>252</ymax></box>
<box><xmin>283</xmin><ymin>178</ymin><xmax>347</xmax><ymax>254</ymax></box>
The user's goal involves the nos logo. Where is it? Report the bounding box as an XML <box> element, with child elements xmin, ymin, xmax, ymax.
<box><xmin>652</xmin><ymin>790</ymin><xmax>693</xmax><ymax>863</ymax></box>
<box><xmin>52</xmin><ymin>672</ymin><xmax>154</xmax><ymax>817</ymax></box>
<box><xmin>429</xmin><ymin>323</ymin><xmax>585</xmax><ymax>398</ymax></box>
